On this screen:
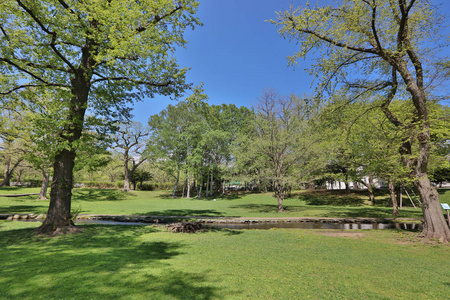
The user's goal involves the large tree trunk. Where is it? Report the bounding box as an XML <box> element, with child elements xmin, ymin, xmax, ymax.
<box><xmin>36</xmin><ymin>149</ymin><xmax>78</xmax><ymax>235</ymax></box>
<box><xmin>388</xmin><ymin>179</ymin><xmax>399</xmax><ymax>216</ymax></box>
<box><xmin>415</xmin><ymin>176</ymin><xmax>450</xmax><ymax>242</ymax></box>
<box><xmin>37</xmin><ymin>170</ymin><xmax>49</xmax><ymax>200</ymax></box>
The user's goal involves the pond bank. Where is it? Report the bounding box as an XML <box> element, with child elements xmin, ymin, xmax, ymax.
<box><xmin>0</xmin><ymin>213</ymin><xmax>423</xmax><ymax>225</ymax></box>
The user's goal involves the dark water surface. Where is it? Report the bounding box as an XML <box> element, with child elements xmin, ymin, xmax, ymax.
<box><xmin>72</xmin><ymin>219</ymin><xmax>423</xmax><ymax>231</ymax></box>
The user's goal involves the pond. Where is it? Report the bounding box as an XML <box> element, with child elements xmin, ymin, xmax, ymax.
<box><xmin>72</xmin><ymin>219</ymin><xmax>423</xmax><ymax>231</ymax></box>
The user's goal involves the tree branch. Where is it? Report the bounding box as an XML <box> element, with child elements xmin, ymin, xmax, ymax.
<box><xmin>91</xmin><ymin>76</ymin><xmax>172</xmax><ymax>87</ymax></box>
<box><xmin>16</xmin><ymin>0</ymin><xmax>77</xmax><ymax>73</ymax></box>
<box><xmin>136</xmin><ymin>6</ymin><xmax>183</xmax><ymax>33</ymax></box>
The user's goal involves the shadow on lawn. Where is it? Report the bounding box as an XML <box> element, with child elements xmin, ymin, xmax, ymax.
<box><xmin>0</xmin><ymin>225</ymin><xmax>219</xmax><ymax>299</ymax></box>
<box><xmin>299</xmin><ymin>190</ymin><xmax>366</xmax><ymax>206</ymax></box>
<box><xmin>230</xmin><ymin>204</ymin><xmax>300</xmax><ymax>214</ymax></box>
<box><xmin>158</xmin><ymin>192</ymin><xmax>244</xmax><ymax>201</ymax></box>
<box><xmin>138</xmin><ymin>209</ymin><xmax>227</xmax><ymax>217</ymax></box>
<box><xmin>72</xmin><ymin>189</ymin><xmax>131</xmax><ymax>201</ymax></box>
<box><xmin>0</xmin><ymin>205</ymin><xmax>47</xmax><ymax>214</ymax></box>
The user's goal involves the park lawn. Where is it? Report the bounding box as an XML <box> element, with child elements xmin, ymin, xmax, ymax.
<box><xmin>1</xmin><ymin>187</ymin><xmax>449</xmax><ymax>219</ymax></box>
<box><xmin>0</xmin><ymin>221</ymin><xmax>449</xmax><ymax>299</ymax></box>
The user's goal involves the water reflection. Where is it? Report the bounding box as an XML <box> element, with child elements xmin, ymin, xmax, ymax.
<box><xmin>15</xmin><ymin>219</ymin><xmax>423</xmax><ymax>231</ymax></box>
<box><xmin>209</xmin><ymin>222</ymin><xmax>423</xmax><ymax>231</ymax></box>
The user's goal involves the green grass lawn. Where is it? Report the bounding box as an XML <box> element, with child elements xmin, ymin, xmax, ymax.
<box><xmin>0</xmin><ymin>221</ymin><xmax>449</xmax><ymax>299</ymax></box>
<box><xmin>3</xmin><ymin>187</ymin><xmax>448</xmax><ymax>219</ymax></box>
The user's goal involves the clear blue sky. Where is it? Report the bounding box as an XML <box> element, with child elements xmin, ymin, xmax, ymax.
<box><xmin>131</xmin><ymin>0</ymin><xmax>450</xmax><ymax>124</ymax></box>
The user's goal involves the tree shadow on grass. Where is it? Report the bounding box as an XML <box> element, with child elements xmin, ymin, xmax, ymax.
<box><xmin>158</xmin><ymin>192</ymin><xmax>244</xmax><ymax>201</ymax></box>
<box><xmin>0</xmin><ymin>205</ymin><xmax>48</xmax><ymax>214</ymax></box>
<box><xmin>0</xmin><ymin>225</ymin><xmax>219</xmax><ymax>299</ymax></box>
<box><xmin>137</xmin><ymin>209</ymin><xmax>227</xmax><ymax>217</ymax></box>
<box><xmin>230</xmin><ymin>204</ymin><xmax>300</xmax><ymax>214</ymax></box>
<box><xmin>203</xmin><ymin>226</ymin><xmax>244</xmax><ymax>236</ymax></box>
<box><xmin>299</xmin><ymin>191</ymin><xmax>365</xmax><ymax>206</ymax></box>
<box><xmin>72</xmin><ymin>189</ymin><xmax>131</xmax><ymax>201</ymax></box>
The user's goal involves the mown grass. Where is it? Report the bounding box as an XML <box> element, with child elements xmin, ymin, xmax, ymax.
<box><xmin>0</xmin><ymin>221</ymin><xmax>449</xmax><ymax>299</ymax></box>
<box><xmin>1</xmin><ymin>187</ymin><xmax>449</xmax><ymax>219</ymax></box>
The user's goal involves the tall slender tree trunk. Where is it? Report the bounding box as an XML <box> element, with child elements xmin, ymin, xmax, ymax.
<box><xmin>397</xmin><ymin>184</ymin><xmax>403</xmax><ymax>209</ymax></box>
<box><xmin>186</xmin><ymin>172</ymin><xmax>191</xmax><ymax>198</ymax></box>
<box><xmin>197</xmin><ymin>173</ymin><xmax>202</xmax><ymax>199</ymax></box>
<box><xmin>123</xmin><ymin>149</ymin><xmax>131</xmax><ymax>192</ymax></box>
<box><xmin>206</xmin><ymin>170</ymin><xmax>210</xmax><ymax>197</ymax></box>
<box><xmin>388</xmin><ymin>179</ymin><xmax>399</xmax><ymax>216</ymax></box>
<box><xmin>172</xmin><ymin>167</ymin><xmax>180</xmax><ymax>198</ymax></box>
<box><xmin>210</xmin><ymin>169</ymin><xmax>213</xmax><ymax>196</ymax></box>
<box><xmin>38</xmin><ymin>170</ymin><xmax>49</xmax><ymax>200</ymax></box>
<box><xmin>368</xmin><ymin>175</ymin><xmax>375</xmax><ymax>204</ymax></box>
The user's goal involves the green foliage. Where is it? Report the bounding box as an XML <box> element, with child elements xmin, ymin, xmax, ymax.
<box><xmin>148</xmin><ymin>95</ymin><xmax>252</xmax><ymax>197</ymax></box>
<box><xmin>233</xmin><ymin>90</ymin><xmax>321</xmax><ymax>208</ymax></box>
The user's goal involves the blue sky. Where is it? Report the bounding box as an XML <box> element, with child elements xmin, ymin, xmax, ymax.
<box><xmin>131</xmin><ymin>0</ymin><xmax>450</xmax><ymax>124</ymax></box>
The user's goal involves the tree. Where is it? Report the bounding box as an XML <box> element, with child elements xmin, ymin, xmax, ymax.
<box><xmin>130</xmin><ymin>169</ymin><xmax>153</xmax><ymax>190</ymax></box>
<box><xmin>0</xmin><ymin>109</ymin><xmax>26</xmax><ymax>186</ymax></box>
<box><xmin>0</xmin><ymin>1</ymin><xmax>200</xmax><ymax>234</ymax></box>
<box><xmin>112</xmin><ymin>121</ymin><xmax>149</xmax><ymax>192</ymax></box>
<box><xmin>273</xmin><ymin>0</ymin><xmax>450</xmax><ymax>241</ymax></box>
<box><xmin>148</xmin><ymin>100</ymin><xmax>202</xmax><ymax>197</ymax></box>
<box><xmin>236</xmin><ymin>90</ymin><xmax>320</xmax><ymax>212</ymax></box>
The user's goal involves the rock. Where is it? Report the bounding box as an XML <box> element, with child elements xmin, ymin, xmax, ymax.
<box><xmin>36</xmin><ymin>214</ymin><xmax>45</xmax><ymax>220</ymax></box>
<box><xmin>13</xmin><ymin>214</ymin><xmax>20</xmax><ymax>220</ymax></box>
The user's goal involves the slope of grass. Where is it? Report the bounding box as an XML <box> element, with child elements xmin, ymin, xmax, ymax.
<box><xmin>0</xmin><ymin>221</ymin><xmax>449</xmax><ymax>299</ymax></box>
<box><xmin>1</xmin><ymin>187</ymin><xmax>449</xmax><ymax>219</ymax></box>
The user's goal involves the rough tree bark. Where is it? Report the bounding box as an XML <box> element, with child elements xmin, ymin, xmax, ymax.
<box><xmin>388</xmin><ymin>179</ymin><xmax>400</xmax><ymax>216</ymax></box>
<box><xmin>37</xmin><ymin>170</ymin><xmax>49</xmax><ymax>200</ymax></box>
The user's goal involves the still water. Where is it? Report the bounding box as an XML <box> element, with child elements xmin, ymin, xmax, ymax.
<box><xmin>73</xmin><ymin>219</ymin><xmax>423</xmax><ymax>231</ymax></box>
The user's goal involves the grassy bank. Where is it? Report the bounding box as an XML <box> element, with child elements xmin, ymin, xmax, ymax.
<box><xmin>3</xmin><ymin>187</ymin><xmax>448</xmax><ymax>220</ymax></box>
<box><xmin>1</xmin><ymin>221</ymin><xmax>449</xmax><ymax>299</ymax></box>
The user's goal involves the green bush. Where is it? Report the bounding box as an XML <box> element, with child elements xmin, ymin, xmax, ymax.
<box><xmin>138</xmin><ymin>183</ymin><xmax>154</xmax><ymax>191</ymax></box>
<box><xmin>76</xmin><ymin>181</ymin><xmax>119</xmax><ymax>189</ymax></box>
